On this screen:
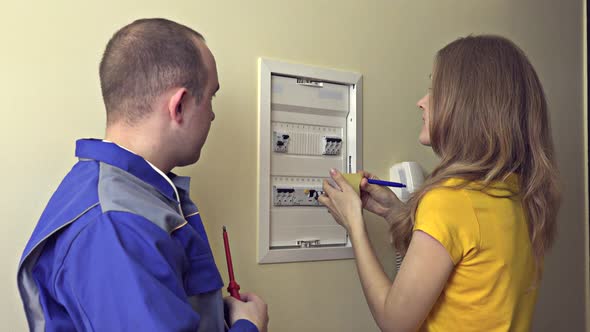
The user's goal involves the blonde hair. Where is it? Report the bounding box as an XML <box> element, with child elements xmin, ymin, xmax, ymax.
<box><xmin>391</xmin><ymin>35</ymin><xmax>561</xmax><ymax>263</ymax></box>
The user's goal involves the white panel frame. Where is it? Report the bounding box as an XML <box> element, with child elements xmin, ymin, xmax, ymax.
<box><xmin>258</xmin><ymin>58</ymin><xmax>363</xmax><ymax>264</ymax></box>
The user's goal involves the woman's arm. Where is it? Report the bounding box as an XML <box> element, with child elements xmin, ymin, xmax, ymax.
<box><xmin>350</xmin><ymin>223</ymin><xmax>453</xmax><ymax>331</ymax></box>
<box><xmin>320</xmin><ymin>169</ymin><xmax>454</xmax><ymax>331</ymax></box>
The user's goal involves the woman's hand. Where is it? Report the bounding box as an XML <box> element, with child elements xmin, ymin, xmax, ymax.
<box><xmin>318</xmin><ymin>169</ymin><xmax>364</xmax><ymax>232</ymax></box>
<box><xmin>358</xmin><ymin>171</ymin><xmax>403</xmax><ymax>224</ymax></box>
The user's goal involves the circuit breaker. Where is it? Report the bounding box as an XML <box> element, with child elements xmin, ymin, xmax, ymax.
<box><xmin>273</xmin><ymin>186</ymin><xmax>323</xmax><ymax>206</ymax></box>
<box><xmin>258</xmin><ymin>58</ymin><xmax>362</xmax><ymax>263</ymax></box>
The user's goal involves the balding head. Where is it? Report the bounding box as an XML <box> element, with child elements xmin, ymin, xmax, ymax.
<box><xmin>99</xmin><ymin>18</ymin><xmax>207</xmax><ymax>125</ymax></box>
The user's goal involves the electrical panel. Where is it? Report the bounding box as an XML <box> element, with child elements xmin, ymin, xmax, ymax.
<box><xmin>258</xmin><ymin>58</ymin><xmax>362</xmax><ymax>263</ymax></box>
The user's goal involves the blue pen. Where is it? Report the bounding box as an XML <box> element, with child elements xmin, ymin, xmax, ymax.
<box><xmin>367</xmin><ymin>178</ymin><xmax>407</xmax><ymax>188</ymax></box>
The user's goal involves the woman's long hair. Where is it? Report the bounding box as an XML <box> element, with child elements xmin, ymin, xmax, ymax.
<box><xmin>391</xmin><ymin>35</ymin><xmax>561</xmax><ymax>264</ymax></box>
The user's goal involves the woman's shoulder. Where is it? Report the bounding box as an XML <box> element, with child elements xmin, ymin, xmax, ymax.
<box><xmin>416</xmin><ymin>178</ymin><xmax>481</xmax><ymax>228</ymax></box>
<box><xmin>420</xmin><ymin>178</ymin><xmax>473</xmax><ymax>207</ymax></box>
<box><xmin>418</xmin><ymin>174</ymin><xmax>520</xmax><ymax>220</ymax></box>
<box><xmin>425</xmin><ymin>174</ymin><xmax>519</xmax><ymax>200</ymax></box>
<box><xmin>414</xmin><ymin>178</ymin><xmax>481</xmax><ymax>263</ymax></box>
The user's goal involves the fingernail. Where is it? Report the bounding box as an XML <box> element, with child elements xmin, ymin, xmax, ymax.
<box><xmin>330</xmin><ymin>168</ymin><xmax>337</xmax><ymax>175</ymax></box>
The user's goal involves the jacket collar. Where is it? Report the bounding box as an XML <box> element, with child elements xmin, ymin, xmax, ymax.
<box><xmin>75</xmin><ymin>139</ymin><xmax>190</xmax><ymax>202</ymax></box>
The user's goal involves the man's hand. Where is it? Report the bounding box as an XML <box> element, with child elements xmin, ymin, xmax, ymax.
<box><xmin>224</xmin><ymin>292</ymin><xmax>269</xmax><ymax>332</ymax></box>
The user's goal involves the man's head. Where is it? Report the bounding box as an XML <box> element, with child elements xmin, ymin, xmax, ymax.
<box><xmin>99</xmin><ymin>18</ymin><xmax>219</xmax><ymax>168</ymax></box>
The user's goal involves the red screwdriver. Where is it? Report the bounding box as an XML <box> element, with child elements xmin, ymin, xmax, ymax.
<box><xmin>223</xmin><ymin>226</ymin><xmax>241</xmax><ymax>300</ymax></box>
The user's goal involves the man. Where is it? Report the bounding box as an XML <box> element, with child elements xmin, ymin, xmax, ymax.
<box><xmin>17</xmin><ymin>18</ymin><xmax>268</xmax><ymax>332</ymax></box>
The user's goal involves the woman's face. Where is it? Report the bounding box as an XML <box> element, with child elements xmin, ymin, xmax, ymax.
<box><xmin>416</xmin><ymin>91</ymin><xmax>431</xmax><ymax>146</ymax></box>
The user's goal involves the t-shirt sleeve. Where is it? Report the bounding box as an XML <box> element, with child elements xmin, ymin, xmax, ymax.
<box><xmin>413</xmin><ymin>188</ymin><xmax>480</xmax><ymax>264</ymax></box>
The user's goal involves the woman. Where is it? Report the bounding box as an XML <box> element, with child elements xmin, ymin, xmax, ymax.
<box><xmin>319</xmin><ymin>35</ymin><xmax>560</xmax><ymax>332</ymax></box>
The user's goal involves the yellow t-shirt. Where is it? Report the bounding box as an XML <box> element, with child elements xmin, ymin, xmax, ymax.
<box><xmin>413</xmin><ymin>174</ymin><xmax>538</xmax><ymax>332</ymax></box>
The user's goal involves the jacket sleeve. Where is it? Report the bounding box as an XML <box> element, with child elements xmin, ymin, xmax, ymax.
<box><xmin>55</xmin><ymin>212</ymin><xmax>201</xmax><ymax>331</ymax></box>
<box><xmin>230</xmin><ymin>319</ymin><xmax>259</xmax><ymax>332</ymax></box>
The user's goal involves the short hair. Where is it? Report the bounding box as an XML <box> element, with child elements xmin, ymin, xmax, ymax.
<box><xmin>99</xmin><ymin>18</ymin><xmax>206</xmax><ymax>125</ymax></box>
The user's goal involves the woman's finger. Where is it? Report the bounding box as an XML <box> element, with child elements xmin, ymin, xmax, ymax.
<box><xmin>329</xmin><ymin>169</ymin><xmax>354</xmax><ymax>193</ymax></box>
<box><xmin>318</xmin><ymin>194</ymin><xmax>329</xmax><ymax>206</ymax></box>
<box><xmin>358</xmin><ymin>170</ymin><xmax>379</xmax><ymax>180</ymax></box>
<box><xmin>322</xmin><ymin>179</ymin><xmax>340</xmax><ymax>197</ymax></box>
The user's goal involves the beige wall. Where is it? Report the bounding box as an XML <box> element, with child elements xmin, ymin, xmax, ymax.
<box><xmin>0</xmin><ymin>1</ymin><xmax>586</xmax><ymax>331</ymax></box>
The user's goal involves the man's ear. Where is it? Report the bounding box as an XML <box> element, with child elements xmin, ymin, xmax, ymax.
<box><xmin>168</xmin><ymin>88</ymin><xmax>187</xmax><ymax>123</ymax></box>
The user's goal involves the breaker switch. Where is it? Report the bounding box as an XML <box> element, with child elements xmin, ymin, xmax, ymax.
<box><xmin>321</xmin><ymin>136</ymin><xmax>343</xmax><ymax>155</ymax></box>
<box><xmin>273</xmin><ymin>186</ymin><xmax>324</xmax><ymax>206</ymax></box>
<box><xmin>273</xmin><ymin>131</ymin><xmax>290</xmax><ymax>153</ymax></box>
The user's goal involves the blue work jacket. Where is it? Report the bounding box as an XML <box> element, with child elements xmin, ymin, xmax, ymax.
<box><xmin>18</xmin><ymin>139</ymin><xmax>257</xmax><ymax>332</ymax></box>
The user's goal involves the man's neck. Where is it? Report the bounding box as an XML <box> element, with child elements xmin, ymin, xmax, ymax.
<box><xmin>105</xmin><ymin>124</ymin><xmax>174</xmax><ymax>174</ymax></box>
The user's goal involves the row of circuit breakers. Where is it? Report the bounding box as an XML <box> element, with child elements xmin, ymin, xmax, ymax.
<box><xmin>272</xmin><ymin>131</ymin><xmax>342</xmax><ymax>155</ymax></box>
<box><xmin>273</xmin><ymin>131</ymin><xmax>342</xmax><ymax>156</ymax></box>
<box><xmin>272</xmin><ymin>130</ymin><xmax>342</xmax><ymax>207</ymax></box>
